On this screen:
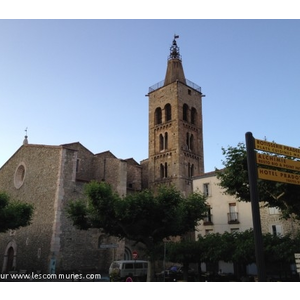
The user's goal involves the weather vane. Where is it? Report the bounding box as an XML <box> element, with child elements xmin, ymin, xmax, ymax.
<box><xmin>169</xmin><ymin>34</ymin><xmax>181</xmax><ymax>60</ymax></box>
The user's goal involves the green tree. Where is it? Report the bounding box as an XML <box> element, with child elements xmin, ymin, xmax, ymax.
<box><xmin>167</xmin><ymin>240</ymin><xmax>202</xmax><ymax>281</ymax></box>
<box><xmin>216</xmin><ymin>142</ymin><xmax>300</xmax><ymax>219</ymax></box>
<box><xmin>0</xmin><ymin>192</ymin><xmax>34</xmax><ymax>233</ymax></box>
<box><xmin>67</xmin><ymin>181</ymin><xmax>207</xmax><ymax>281</ymax></box>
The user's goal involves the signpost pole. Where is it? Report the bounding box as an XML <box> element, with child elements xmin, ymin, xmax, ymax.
<box><xmin>245</xmin><ymin>132</ymin><xmax>266</xmax><ymax>282</ymax></box>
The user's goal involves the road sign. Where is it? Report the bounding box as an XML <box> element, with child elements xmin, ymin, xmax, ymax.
<box><xmin>255</xmin><ymin>139</ymin><xmax>300</xmax><ymax>159</ymax></box>
<box><xmin>132</xmin><ymin>250</ymin><xmax>138</xmax><ymax>260</ymax></box>
<box><xmin>294</xmin><ymin>254</ymin><xmax>300</xmax><ymax>273</ymax></box>
<box><xmin>256</xmin><ymin>153</ymin><xmax>300</xmax><ymax>172</ymax></box>
<box><xmin>257</xmin><ymin>168</ymin><xmax>300</xmax><ymax>186</ymax></box>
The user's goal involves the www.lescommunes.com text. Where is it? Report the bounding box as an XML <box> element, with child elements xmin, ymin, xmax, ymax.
<box><xmin>1</xmin><ymin>272</ymin><xmax>102</xmax><ymax>281</ymax></box>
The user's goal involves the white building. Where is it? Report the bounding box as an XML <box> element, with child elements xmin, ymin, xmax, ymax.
<box><xmin>192</xmin><ymin>170</ymin><xmax>300</xmax><ymax>276</ymax></box>
<box><xmin>193</xmin><ymin>171</ymin><xmax>255</xmax><ymax>274</ymax></box>
<box><xmin>193</xmin><ymin>171</ymin><xmax>254</xmax><ymax>236</ymax></box>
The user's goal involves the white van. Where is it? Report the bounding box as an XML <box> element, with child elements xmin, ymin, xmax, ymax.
<box><xmin>109</xmin><ymin>260</ymin><xmax>148</xmax><ymax>281</ymax></box>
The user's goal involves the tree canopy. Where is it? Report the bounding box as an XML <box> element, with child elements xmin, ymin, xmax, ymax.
<box><xmin>216</xmin><ymin>142</ymin><xmax>300</xmax><ymax>219</ymax></box>
<box><xmin>67</xmin><ymin>181</ymin><xmax>207</xmax><ymax>255</ymax></box>
<box><xmin>0</xmin><ymin>192</ymin><xmax>34</xmax><ymax>233</ymax></box>
<box><xmin>165</xmin><ymin>230</ymin><xmax>300</xmax><ymax>280</ymax></box>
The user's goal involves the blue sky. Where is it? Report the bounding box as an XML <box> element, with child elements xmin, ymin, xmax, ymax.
<box><xmin>1</xmin><ymin>19</ymin><xmax>300</xmax><ymax>173</ymax></box>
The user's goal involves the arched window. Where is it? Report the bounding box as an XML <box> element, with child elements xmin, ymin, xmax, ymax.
<box><xmin>159</xmin><ymin>134</ymin><xmax>164</xmax><ymax>151</ymax></box>
<box><xmin>165</xmin><ymin>132</ymin><xmax>168</xmax><ymax>150</ymax></box>
<box><xmin>191</xmin><ymin>164</ymin><xmax>194</xmax><ymax>177</ymax></box>
<box><xmin>185</xmin><ymin>132</ymin><xmax>194</xmax><ymax>151</ymax></box>
<box><xmin>159</xmin><ymin>132</ymin><xmax>169</xmax><ymax>151</ymax></box>
<box><xmin>160</xmin><ymin>164</ymin><xmax>164</xmax><ymax>179</ymax></box>
<box><xmin>190</xmin><ymin>134</ymin><xmax>194</xmax><ymax>152</ymax></box>
<box><xmin>191</xmin><ymin>107</ymin><xmax>197</xmax><ymax>125</ymax></box>
<box><xmin>164</xmin><ymin>162</ymin><xmax>168</xmax><ymax>178</ymax></box>
<box><xmin>155</xmin><ymin>107</ymin><xmax>162</xmax><ymax>125</ymax></box>
<box><xmin>186</xmin><ymin>132</ymin><xmax>190</xmax><ymax>150</ymax></box>
<box><xmin>165</xmin><ymin>103</ymin><xmax>172</xmax><ymax>121</ymax></box>
<box><xmin>160</xmin><ymin>163</ymin><xmax>168</xmax><ymax>178</ymax></box>
<box><xmin>3</xmin><ymin>240</ymin><xmax>17</xmax><ymax>273</ymax></box>
<box><xmin>183</xmin><ymin>104</ymin><xmax>189</xmax><ymax>122</ymax></box>
<box><xmin>187</xmin><ymin>163</ymin><xmax>195</xmax><ymax>178</ymax></box>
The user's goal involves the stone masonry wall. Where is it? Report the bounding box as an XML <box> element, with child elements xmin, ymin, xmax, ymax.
<box><xmin>260</xmin><ymin>203</ymin><xmax>300</xmax><ymax>237</ymax></box>
<box><xmin>0</xmin><ymin>144</ymin><xmax>62</xmax><ymax>273</ymax></box>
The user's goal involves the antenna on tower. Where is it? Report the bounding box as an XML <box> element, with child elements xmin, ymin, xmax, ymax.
<box><xmin>23</xmin><ymin>127</ymin><xmax>28</xmax><ymax>145</ymax></box>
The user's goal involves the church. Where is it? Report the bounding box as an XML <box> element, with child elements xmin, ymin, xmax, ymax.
<box><xmin>0</xmin><ymin>36</ymin><xmax>206</xmax><ymax>275</ymax></box>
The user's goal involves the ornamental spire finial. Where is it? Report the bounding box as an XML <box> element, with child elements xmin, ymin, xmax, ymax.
<box><xmin>169</xmin><ymin>34</ymin><xmax>181</xmax><ymax>60</ymax></box>
<box><xmin>23</xmin><ymin>127</ymin><xmax>28</xmax><ymax>145</ymax></box>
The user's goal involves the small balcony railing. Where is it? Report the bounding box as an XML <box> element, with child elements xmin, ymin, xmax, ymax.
<box><xmin>203</xmin><ymin>215</ymin><xmax>213</xmax><ymax>225</ymax></box>
<box><xmin>227</xmin><ymin>212</ymin><xmax>240</xmax><ymax>224</ymax></box>
<box><xmin>149</xmin><ymin>79</ymin><xmax>201</xmax><ymax>93</ymax></box>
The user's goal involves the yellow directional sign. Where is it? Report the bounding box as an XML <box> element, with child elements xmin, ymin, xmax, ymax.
<box><xmin>258</xmin><ymin>167</ymin><xmax>300</xmax><ymax>185</ymax></box>
<box><xmin>255</xmin><ymin>139</ymin><xmax>300</xmax><ymax>159</ymax></box>
<box><xmin>256</xmin><ymin>153</ymin><xmax>300</xmax><ymax>172</ymax></box>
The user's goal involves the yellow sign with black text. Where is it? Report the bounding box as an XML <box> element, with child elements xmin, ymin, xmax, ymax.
<box><xmin>256</xmin><ymin>153</ymin><xmax>300</xmax><ymax>172</ymax></box>
<box><xmin>258</xmin><ymin>167</ymin><xmax>300</xmax><ymax>186</ymax></box>
<box><xmin>255</xmin><ymin>139</ymin><xmax>300</xmax><ymax>159</ymax></box>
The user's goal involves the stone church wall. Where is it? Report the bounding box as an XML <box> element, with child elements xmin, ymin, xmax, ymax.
<box><xmin>0</xmin><ymin>144</ymin><xmax>62</xmax><ymax>273</ymax></box>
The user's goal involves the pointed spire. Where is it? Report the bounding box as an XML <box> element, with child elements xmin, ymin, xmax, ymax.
<box><xmin>164</xmin><ymin>35</ymin><xmax>186</xmax><ymax>86</ymax></box>
<box><xmin>23</xmin><ymin>127</ymin><xmax>28</xmax><ymax>145</ymax></box>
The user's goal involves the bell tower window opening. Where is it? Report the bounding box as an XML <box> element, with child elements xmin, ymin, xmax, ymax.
<box><xmin>155</xmin><ymin>107</ymin><xmax>162</xmax><ymax>125</ymax></box>
<box><xmin>159</xmin><ymin>132</ymin><xmax>169</xmax><ymax>152</ymax></box>
<box><xmin>165</xmin><ymin>132</ymin><xmax>168</xmax><ymax>150</ymax></box>
<box><xmin>191</xmin><ymin>107</ymin><xmax>197</xmax><ymax>125</ymax></box>
<box><xmin>187</xmin><ymin>163</ymin><xmax>195</xmax><ymax>178</ymax></box>
<box><xmin>159</xmin><ymin>134</ymin><xmax>164</xmax><ymax>151</ymax></box>
<box><xmin>183</xmin><ymin>104</ymin><xmax>189</xmax><ymax>122</ymax></box>
<box><xmin>164</xmin><ymin>162</ymin><xmax>168</xmax><ymax>178</ymax></box>
<box><xmin>165</xmin><ymin>103</ymin><xmax>172</xmax><ymax>122</ymax></box>
<box><xmin>186</xmin><ymin>132</ymin><xmax>189</xmax><ymax>150</ymax></box>
<box><xmin>186</xmin><ymin>132</ymin><xmax>194</xmax><ymax>151</ymax></box>
<box><xmin>190</xmin><ymin>134</ymin><xmax>194</xmax><ymax>152</ymax></box>
<box><xmin>160</xmin><ymin>163</ymin><xmax>168</xmax><ymax>178</ymax></box>
<box><xmin>160</xmin><ymin>164</ymin><xmax>164</xmax><ymax>179</ymax></box>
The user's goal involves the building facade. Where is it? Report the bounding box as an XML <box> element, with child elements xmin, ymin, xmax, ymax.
<box><xmin>193</xmin><ymin>171</ymin><xmax>300</xmax><ymax>275</ymax></box>
<box><xmin>142</xmin><ymin>36</ymin><xmax>205</xmax><ymax>196</ymax></box>
<box><xmin>193</xmin><ymin>171</ymin><xmax>254</xmax><ymax>236</ymax></box>
<box><xmin>0</xmin><ymin>141</ymin><xmax>142</xmax><ymax>274</ymax></box>
<box><xmin>1</xmin><ymin>35</ymin><xmax>300</xmax><ymax>278</ymax></box>
<box><xmin>1</xmin><ymin>36</ymin><xmax>207</xmax><ymax>275</ymax></box>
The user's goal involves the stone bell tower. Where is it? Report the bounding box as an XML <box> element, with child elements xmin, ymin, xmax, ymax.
<box><xmin>146</xmin><ymin>35</ymin><xmax>205</xmax><ymax>196</ymax></box>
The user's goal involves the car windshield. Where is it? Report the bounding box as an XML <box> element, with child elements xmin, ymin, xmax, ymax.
<box><xmin>111</xmin><ymin>262</ymin><xmax>120</xmax><ymax>268</ymax></box>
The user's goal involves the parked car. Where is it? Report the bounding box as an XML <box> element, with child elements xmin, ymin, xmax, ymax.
<box><xmin>109</xmin><ymin>260</ymin><xmax>148</xmax><ymax>282</ymax></box>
